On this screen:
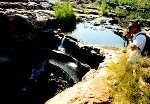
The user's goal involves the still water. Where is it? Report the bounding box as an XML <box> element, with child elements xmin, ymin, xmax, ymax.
<box><xmin>68</xmin><ymin>18</ymin><xmax>126</xmax><ymax>48</ymax></box>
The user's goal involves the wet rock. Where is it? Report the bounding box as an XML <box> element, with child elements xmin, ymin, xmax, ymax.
<box><xmin>0</xmin><ymin>2</ymin><xmax>26</xmax><ymax>9</ymax></box>
<box><xmin>112</xmin><ymin>28</ymin><xmax>124</xmax><ymax>37</ymax></box>
<box><xmin>2</xmin><ymin>47</ymin><xmax>91</xmax><ymax>104</ymax></box>
<box><xmin>107</xmin><ymin>2</ymin><xmax>119</xmax><ymax>8</ymax></box>
<box><xmin>49</xmin><ymin>50</ymin><xmax>91</xmax><ymax>82</ymax></box>
<box><xmin>108</xmin><ymin>19</ymin><xmax>118</xmax><ymax>24</ymax></box>
<box><xmin>0</xmin><ymin>7</ymin><xmax>64</xmax><ymax>103</ymax></box>
<box><xmin>63</xmin><ymin>35</ymin><xmax>105</xmax><ymax>69</ymax></box>
<box><xmin>0</xmin><ymin>2</ymin><xmax>106</xmax><ymax>104</ymax></box>
<box><xmin>13</xmin><ymin>49</ymin><xmax>91</xmax><ymax>104</ymax></box>
<box><xmin>0</xmin><ymin>2</ymin><xmax>45</xmax><ymax>10</ymax></box>
<box><xmin>0</xmin><ymin>8</ymin><xmax>58</xmax><ymax>49</ymax></box>
<box><xmin>0</xmin><ymin>13</ymin><xmax>15</xmax><ymax>48</ymax></box>
<box><xmin>11</xmin><ymin>59</ymin><xmax>74</xmax><ymax>104</ymax></box>
<box><xmin>45</xmin><ymin>18</ymin><xmax>58</xmax><ymax>29</ymax></box>
<box><xmin>0</xmin><ymin>0</ymin><xmax>28</xmax><ymax>1</ymax></box>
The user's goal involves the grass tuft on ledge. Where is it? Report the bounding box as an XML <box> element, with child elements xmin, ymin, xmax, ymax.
<box><xmin>107</xmin><ymin>53</ymin><xmax>150</xmax><ymax>104</ymax></box>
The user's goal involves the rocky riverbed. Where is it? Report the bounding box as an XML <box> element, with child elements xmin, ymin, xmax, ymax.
<box><xmin>0</xmin><ymin>1</ymin><xmax>105</xmax><ymax>104</ymax></box>
<box><xmin>0</xmin><ymin>1</ymin><xmax>149</xmax><ymax>104</ymax></box>
<box><xmin>45</xmin><ymin>46</ymin><xmax>123</xmax><ymax>104</ymax></box>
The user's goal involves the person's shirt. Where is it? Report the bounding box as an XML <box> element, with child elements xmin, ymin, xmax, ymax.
<box><xmin>132</xmin><ymin>30</ymin><xmax>146</xmax><ymax>52</ymax></box>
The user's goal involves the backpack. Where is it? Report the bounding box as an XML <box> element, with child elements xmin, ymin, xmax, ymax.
<box><xmin>136</xmin><ymin>32</ymin><xmax>150</xmax><ymax>56</ymax></box>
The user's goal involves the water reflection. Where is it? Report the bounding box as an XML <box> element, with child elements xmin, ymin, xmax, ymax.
<box><xmin>68</xmin><ymin>18</ymin><xmax>126</xmax><ymax>48</ymax></box>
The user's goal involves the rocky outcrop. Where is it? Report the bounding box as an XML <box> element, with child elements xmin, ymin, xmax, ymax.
<box><xmin>0</xmin><ymin>2</ymin><xmax>57</xmax><ymax>48</ymax></box>
<box><xmin>45</xmin><ymin>47</ymin><xmax>120</xmax><ymax>104</ymax></box>
<box><xmin>0</xmin><ymin>2</ymin><xmax>53</xmax><ymax>10</ymax></box>
<box><xmin>107</xmin><ymin>2</ymin><xmax>150</xmax><ymax>12</ymax></box>
<box><xmin>49</xmin><ymin>50</ymin><xmax>91</xmax><ymax>80</ymax></box>
<box><xmin>0</xmin><ymin>2</ymin><xmax>105</xmax><ymax>104</ymax></box>
<box><xmin>63</xmin><ymin>35</ymin><xmax>105</xmax><ymax>69</ymax></box>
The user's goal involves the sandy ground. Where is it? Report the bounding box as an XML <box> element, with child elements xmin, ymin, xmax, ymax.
<box><xmin>45</xmin><ymin>46</ymin><xmax>123</xmax><ymax>104</ymax></box>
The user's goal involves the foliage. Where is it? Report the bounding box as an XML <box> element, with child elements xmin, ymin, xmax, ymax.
<box><xmin>107</xmin><ymin>0</ymin><xmax>150</xmax><ymax>9</ymax></box>
<box><xmin>114</xmin><ymin>6</ymin><xmax>121</xmax><ymax>15</ymax></box>
<box><xmin>99</xmin><ymin>0</ymin><xmax>150</xmax><ymax>19</ymax></box>
<box><xmin>114</xmin><ymin>7</ymin><xmax>129</xmax><ymax>16</ymax></box>
<box><xmin>127</xmin><ymin>11</ymin><xmax>140</xmax><ymax>20</ymax></box>
<box><xmin>99</xmin><ymin>1</ymin><xmax>110</xmax><ymax>16</ymax></box>
<box><xmin>83</xmin><ymin>7</ymin><xmax>89</xmax><ymax>18</ymax></box>
<box><xmin>126</xmin><ymin>11</ymin><xmax>150</xmax><ymax>20</ymax></box>
<box><xmin>107</xmin><ymin>53</ymin><xmax>150</xmax><ymax>104</ymax></box>
<box><xmin>114</xmin><ymin>6</ymin><xmax>150</xmax><ymax>19</ymax></box>
<box><xmin>140</xmin><ymin>12</ymin><xmax>150</xmax><ymax>20</ymax></box>
<box><xmin>54</xmin><ymin>2</ymin><xmax>76</xmax><ymax>31</ymax></box>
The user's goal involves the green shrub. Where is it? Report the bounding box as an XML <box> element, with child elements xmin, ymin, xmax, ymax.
<box><xmin>140</xmin><ymin>12</ymin><xmax>150</xmax><ymax>19</ymax></box>
<box><xmin>54</xmin><ymin>2</ymin><xmax>76</xmax><ymax>31</ymax></box>
<box><xmin>105</xmin><ymin>0</ymin><xmax>150</xmax><ymax>19</ymax></box>
<box><xmin>114</xmin><ymin>7</ymin><xmax>129</xmax><ymax>17</ymax></box>
<box><xmin>114</xmin><ymin>6</ymin><xmax>121</xmax><ymax>15</ymax></box>
<box><xmin>99</xmin><ymin>1</ymin><xmax>110</xmax><ymax>16</ymax></box>
<box><xmin>126</xmin><ymin>11</ymin><xmax>150</xmax><ymax>20</ymax></box>
<box><xmin>107</xmin><ymin>53</ymin><xmax>150</xmax><ymax>104</ymax></box>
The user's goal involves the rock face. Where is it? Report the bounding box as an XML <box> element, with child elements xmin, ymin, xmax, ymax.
<box><xmin>63</xmin><ymin>35</ymin><xmax>105</xmax><ymax>69</ymax></box>
<box><xmin>0</xmin><ymin>0</ymin><xmax>28</xmax><ymax>1</ymax></box>
<box><xmin>45</xmin><ymin>47</ymin><xmax>119</xmax><ymax>104</ymax></box>
<box><xmin>0</xmin><ymin>2</ymin><xmax>56</xmax><ymax>48</ymax></box>
<box><xmin>49</xmin><ymin>50</ymin><xmax>91</xmax><ymax>81</ymax></box>
<box><xmin>0</xmin><ymin>2</ymin><xmax>105</xmax><ymax>104</ymax></box>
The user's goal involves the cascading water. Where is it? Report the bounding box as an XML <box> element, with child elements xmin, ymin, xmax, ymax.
<box><xmin>29</xmin><ymin>61</ymin><xmax>47</xmax><ymax>82</ymax></box>
<box><xmin>58</xmin><ymin>35</ymin><xmax>66</xmax><ymax>52</ymax></box>
<box><xmin>49</xmin><ymin>59</ymin><xmax>80</xmax><ymax>83</ymax></box>
<box><xmin>20</xmin><ymin>61</ymin><xmax>47</xmax><ymax>93</ymax></box>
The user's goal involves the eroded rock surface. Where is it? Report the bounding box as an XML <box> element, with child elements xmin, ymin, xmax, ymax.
<box><xmin>0</xmin><ymin>2</ymin><xmax>105</xmax><ymax>104</ymax></box>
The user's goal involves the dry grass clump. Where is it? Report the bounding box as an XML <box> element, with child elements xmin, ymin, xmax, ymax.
<box><xmin>107</xmin><ymin>53</ymin><xmax>150</xmax><ymax>104</ymax></box>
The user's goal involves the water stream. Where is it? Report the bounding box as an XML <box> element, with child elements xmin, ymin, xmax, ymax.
<box><xmin>58</xmin><ymin>35</ymin><xmax>66</xmax><ymax>52</ymax></box>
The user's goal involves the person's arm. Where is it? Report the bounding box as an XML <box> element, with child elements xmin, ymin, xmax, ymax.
<box><xmin>125</xmin><ymin>29</ymin><xmax>133</xmax><ymax>41</ymax></box>
<box><xmin>126</xmin><ymin>32</ymin><xmax>133</xmax><ymax>41</ymax></box>
<box><xmin>130</xmin><ymin>43</ymin><xmax>138</xmax><ymax>51</ymax></box>
<box><xmin>124</xmin><ymin>29</ymin><xmax>138</xmax><ymax>51</ymax></box>
<box><xmin>125</xmin><ymin>31</ymin><xmax>137</xmax><ymax>51</ymax></box>
<box><xmin>132</xmin><ymin>35</ymin><xmax>146</xmax><ymax>51</ymax></box>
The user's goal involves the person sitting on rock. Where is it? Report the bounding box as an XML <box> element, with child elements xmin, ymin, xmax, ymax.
<box><xmin>125</xmin><ymin>22</ymin><xmax>146</xmax><ymax>63</ymax></box>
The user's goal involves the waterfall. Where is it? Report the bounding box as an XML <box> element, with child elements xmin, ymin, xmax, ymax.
<box><xmin>20</xmin><ymin>61</ymin><xmax>47</xmax><ymax>93</ymax></box>
<box><xmin>49</xmin><ymin>59</ymin><xmax>80</xmax><ymax>83</ymax></box>
<box><xmin>29</xmin><ymin>61</ymin><xmax>47</xmax><ymax>81</ymax></box>
<box><xmin>58</xmin><ymin>36</ymin><xmax>65</xmax><ymax>52</ymax></box>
